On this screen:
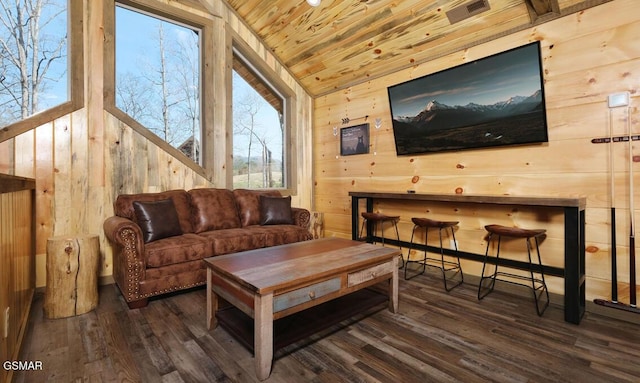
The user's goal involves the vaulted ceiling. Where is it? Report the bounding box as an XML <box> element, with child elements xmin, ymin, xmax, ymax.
<box><xmin>222</xmin><ymin>0</ymin><xmax>611</xmax><ymax>97</ymax></box>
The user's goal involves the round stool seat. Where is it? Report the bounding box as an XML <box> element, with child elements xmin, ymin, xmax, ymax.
<box><xmin>412</xmin><ymin>217</ymin><xmax>458</xmax><ymax>229</ymax></box>
<box><xmin>484</xmin><ymin>224</ymin><xmax>545</xmax><ymax>238</ymax></box>
<box><xmin>361</xmin><ymin>212</ymin><xmax>399</xmax><ymax>222</ymax></box>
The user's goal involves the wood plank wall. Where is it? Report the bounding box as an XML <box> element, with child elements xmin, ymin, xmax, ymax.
<box><xmin>0</xmin><ymin>175</ymin><xmax>35</xmax><ymax>383</ymax></box>
<box><xmin>313</xmin><ymin>0</ymin><xmax>640</xmax><ymax>303</ymax></box>
<box><xmin>0</xmin><ymin>0</ymin><xmax>313</xmax><ymax>288</ymax></box>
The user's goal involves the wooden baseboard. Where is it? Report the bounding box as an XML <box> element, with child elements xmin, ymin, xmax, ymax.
<box><xmin>99</xmin><ymin>275</ymin><xmax>115</xmax><ymax>286</ymax></box>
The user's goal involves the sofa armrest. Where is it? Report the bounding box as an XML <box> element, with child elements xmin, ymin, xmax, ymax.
<box><xmin>103</xmin><ymin>216</ymin><xmax>147</xmax><ymax>296</ymax></box>
<box><xmin>291</xmin><ymin>207</ymin><xmax>311</xmax><ymax>230</ymax></box>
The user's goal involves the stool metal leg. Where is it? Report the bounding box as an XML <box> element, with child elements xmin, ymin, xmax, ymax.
<box><xmin>405</xmin><ymin>225</ymin><xmax>463</xmax><ymax>291</ymax></box>
<box><xmin>360</xmin><ymin>217</ymin><xmax>403</xmax><ymax>269</ymax></box>
<box><xmin>381</xmin><ymin>219</ymin><xmax>404</xmax><ymax>269</ymax></box>
<box><xmin>404</xmin><ymin>224</ymin><xmax>427</xmax><ymax>280</ymax></box>
<box><xmin>478</xmin><ymin>233</ymin><xmax>550</xmax><ymax>316</ymax></box>
<box><xmin>359</xmin><ymin>218</ymin><xmax>375</xmax><ymax>243</ymax></box>
<box><xmin>359</xmin><ymin>219</ymin><xmax>381</xmax><ymax>244</ymax></box>
<box><xmin>528</xmin><ymin>237</ymin><xmax>550</xmax><ymax>316</ymax></box>
<box><xmin>359</xmin><ymin>219</ymin><xmax>367</xmax><ymax>242</ymax></box>
<box><xmin>440</xmin><ymin>227</ymin><xmax>464</xmax><ymax>292</ymax></box>
<box><xmin>478</xmin><ymin>233</ymin><xmax>500</xmax><ymax>300</ymax></box>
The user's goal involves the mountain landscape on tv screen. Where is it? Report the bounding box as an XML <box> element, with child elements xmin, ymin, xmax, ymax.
<box><xmin>391</xmin><ymin>90</ymin><xmax>548</xmax><ymax>155</ymax></box>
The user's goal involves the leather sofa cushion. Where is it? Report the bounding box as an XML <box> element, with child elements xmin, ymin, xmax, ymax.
<box><xmin>197</xmin><ymin>225</ymin><xmax>311</xmax><ymax>258</ymax></box>
<box><xmin>233</xmin><ymin>189</ymin><xmax>281</xmax><ymax>227</ymax></box>
<box><xmin>133</xmin><ymin>199</ymin><xmax>183</xmax><ymax>243</ymax></box>
<box><xmin>115</xmin><ymin>190</ymin><xmax>194</xmax><ymax>234</ymax></box>
<box><xmin>198</xmin><ymin>228</ymin><xmax>267</xmax><ymax>256</ymax></box>
<box><xmin>145</xmin><ymin>233</ymin><xmax>211</xmax><ymax>268</ymax></box>
<box><xmin>249</xmin><ymin>225</ymin><xmax>313</xmax><ymax>246</ymax></box>
<box><xmin>144</xmin><ymin>259</ymin><xmax>206</xmax><ymax>282</ymax></box>
<box><xmin>189</xmin><ymin>188</ymin><xmax>241</xmax><ymax>232</ymax></box>
<box><xmin>260</xmin><ymin>195</ymin><xmax>293</xmax><ymax>225</ymax></box>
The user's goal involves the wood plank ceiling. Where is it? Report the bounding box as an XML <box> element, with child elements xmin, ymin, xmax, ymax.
<box><xmin>222</xmin><ymin>0</ymin><xmax>611</xmax><ymax>97</ymax></box>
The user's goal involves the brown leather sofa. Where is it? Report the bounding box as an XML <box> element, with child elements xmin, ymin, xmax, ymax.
<box><xmin>103</xmin><ymin>188</ymin><xmax>312</xmax><ymax>308</ymax></box>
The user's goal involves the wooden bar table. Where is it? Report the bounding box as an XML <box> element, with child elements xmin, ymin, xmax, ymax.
<box><xmin>350</xmin><ymin>191</ymin><xmax>587</xmax><ymax>324</ymax></box>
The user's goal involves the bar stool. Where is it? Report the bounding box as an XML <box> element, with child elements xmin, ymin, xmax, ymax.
<box><xmin>404</xmin><ymin>217</ymin><xmax>464</xmax><ymax>291</ymax></box>
<box><xmin>478</xmin><ymin>224</ymin><xmax>550</xmax><ymax>316</ymax></box>
<box><xmin>359</xmin><ymin>212</ymin><xmax>403</xmax><ymax>268</ymax></box>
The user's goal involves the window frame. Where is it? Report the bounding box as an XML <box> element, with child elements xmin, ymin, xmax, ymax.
<box><xmin>104</xmin><ymin>0</ymin><xmax>212</xmax><ymax>179</ymax></box>
<box><xmin>232</xmin><ymin>48</ymin><xmax>287</xmax><ymax>190</ymax></box>
<box><xmin>104</xmin><ymin>0</ymin><xmax>298</xmax><ymax>194</ymax></box>
<box><xmin>231</xmin><ymin>37</ymin><xmax>297</xmax><ymax>194</ymax></box>
<box><xmin>0</xmin><ymin>0</ymin><xmax>83</xmax><ymax>143</ymax></box>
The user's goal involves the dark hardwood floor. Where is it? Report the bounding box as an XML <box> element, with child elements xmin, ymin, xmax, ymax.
<box><xmin>12</xmin><ymin>272</ymin><xmax>640</xmax><ymax>383</ymax></box>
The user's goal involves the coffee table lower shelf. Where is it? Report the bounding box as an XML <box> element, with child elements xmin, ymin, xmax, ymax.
<box><xmin>215</xmin><ymin>287</ymin><xmax>388</xmax><ymax>353</ymax></box>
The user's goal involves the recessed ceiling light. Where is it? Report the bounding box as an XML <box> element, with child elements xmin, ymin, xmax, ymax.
<box><xmin>307</xmin><ymin>0</ymin><xmax>321</xmax><ymax>7</ymax></box>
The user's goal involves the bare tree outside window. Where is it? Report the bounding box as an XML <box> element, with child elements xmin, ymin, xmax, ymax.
<box><xmin>115</xmin><ymin>5</ymin><xmax>201</xmax><ymax>163</ymax></box>
<box><xmin>232</xmin><ymin>65</ymin><xmax>285</xmax><ymax>189</ymax></box>
<box><xmin>0</xmin><ymin>0</ymin><xmax>68</xmax><ymax>127</ymax></box>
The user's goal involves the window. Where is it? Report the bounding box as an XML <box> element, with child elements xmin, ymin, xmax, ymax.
<box><xmin>108</xmin><ymin>2</ymin><xmax>295</xmax><ymax>191</ymax></box>
<box><xmin>0</xmin><ymin>0</ymin><xmax>68</xmax><ymax>128</ymax></box>
<box><xmin>115</xmin><ymin>4</ymin><xmax>201</xmax><ymax>163</ymax></box>
<box><xmin>232</xmin><ymin>51</ymin><xmax>286</xmax><ymax>189</ymax></box>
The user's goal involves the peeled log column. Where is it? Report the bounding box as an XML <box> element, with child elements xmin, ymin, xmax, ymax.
<box><xmin>310</xmin><ymin>211</ymin><xmax>325</xmax><ymax>239</ymax></box>
<box><xmin>44</xmin><ymin>235</ymin><xmax>99</xmax><ymax>319</ymax></box>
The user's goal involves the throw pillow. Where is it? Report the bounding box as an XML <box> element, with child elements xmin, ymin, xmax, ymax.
<box><xmin>260</xmin><ymin>195</ymin><xmax>293</xmax><ymax>225</ymax></box>
<box><xmin>133</xmin><ymin>198</ymin><xmax>183</xmax><ymax>243</ymax></box>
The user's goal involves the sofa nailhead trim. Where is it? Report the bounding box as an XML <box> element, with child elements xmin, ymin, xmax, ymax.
<box><xmin>121</xmin><ymin>228</ymin><xmax>141</xmax><ymax>301</ymax></box>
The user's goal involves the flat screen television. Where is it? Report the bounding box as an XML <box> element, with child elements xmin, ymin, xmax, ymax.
<box><xmin>387</xmin><ymin>42</ymin><xmax>548</xmax><ymax>155</ymax></box>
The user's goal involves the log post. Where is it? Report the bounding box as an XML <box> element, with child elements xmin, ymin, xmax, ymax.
<box><xmin>310</xmin><ymin>211</ymin><xmax>324</xmax><ymax>239</ymax></box>
<box><xmin>44</xmin><ymin>235</ymin><xmax>100</xmax><ymax>319</ymax></box>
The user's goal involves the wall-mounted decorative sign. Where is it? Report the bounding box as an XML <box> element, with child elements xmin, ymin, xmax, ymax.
<box><xmin>340</xmin><ymin>123</ymin><xmax>370</xmax><ymax>156</ymax></box>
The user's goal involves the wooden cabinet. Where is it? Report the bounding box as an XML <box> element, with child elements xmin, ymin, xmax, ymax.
<box><xmin>0</xmin><ymin>174</ymin><xmax>36</xmax><ymax>383</ymax></box>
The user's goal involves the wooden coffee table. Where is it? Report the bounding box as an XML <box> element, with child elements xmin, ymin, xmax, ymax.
<box><xmin>205</xmin><ymin>237</ymin><xmax>400</xmax><ymax>380</ymax></box>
